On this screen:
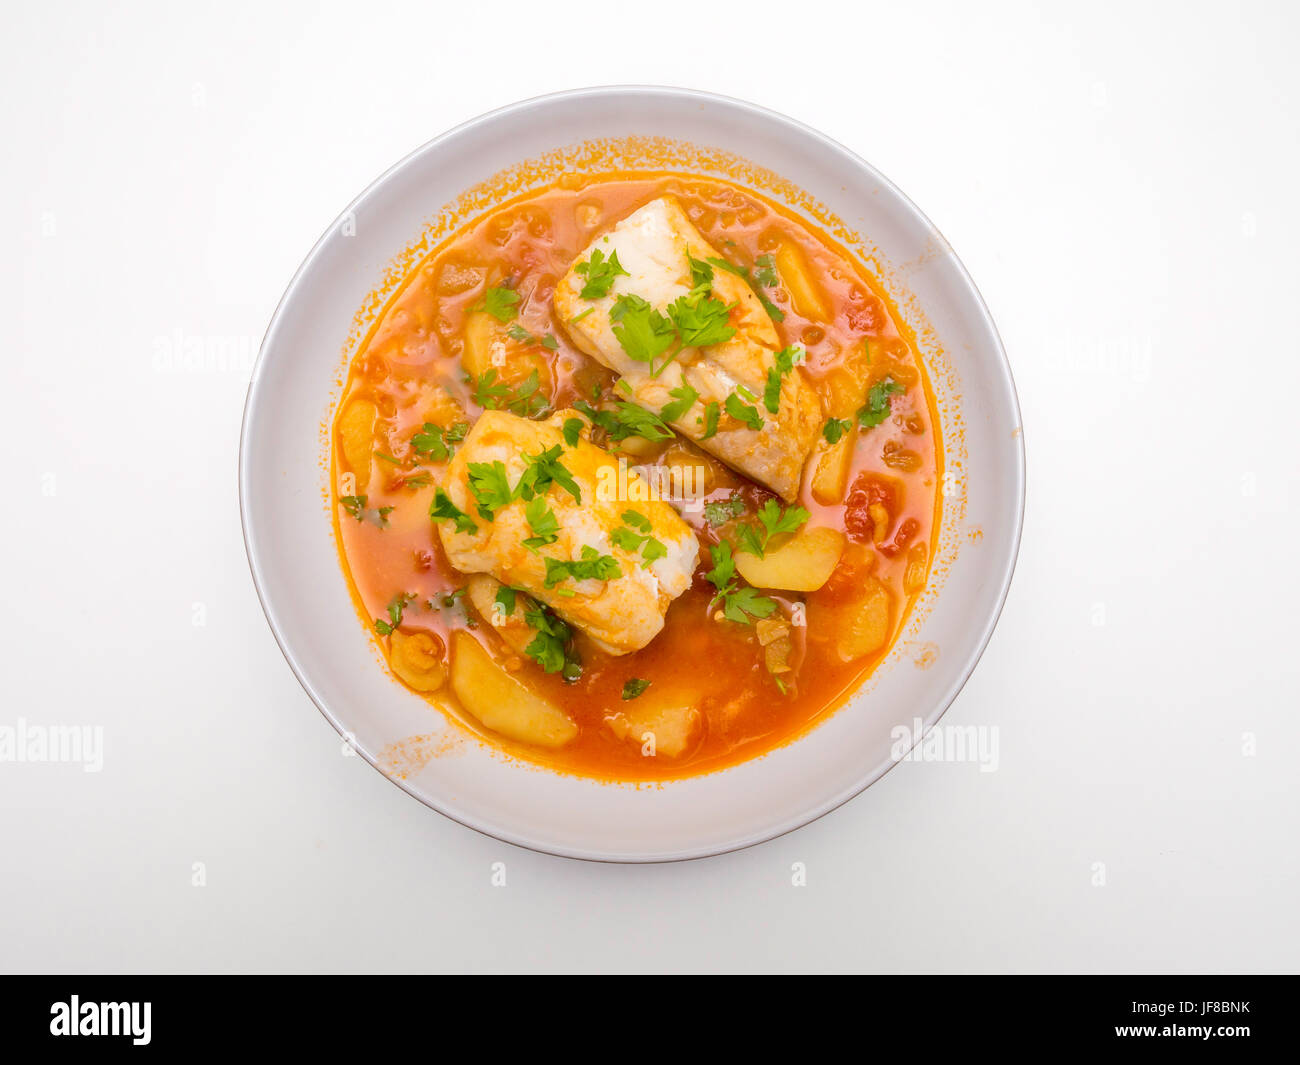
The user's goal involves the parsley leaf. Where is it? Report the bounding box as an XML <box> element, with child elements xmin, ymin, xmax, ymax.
<box><xmin>724</xmin><ymin>392</ymin><xmax>764</xmax><ymax>432</ymax></box>
<box><xmin>823</xmin><ymin>417</ymin><xmax>854</xmax><ymax>445</ymax></box>
<box><xmin>763</xmin><ymin>346</ymin><xmax>802</xmax><ymax>416</ymax></box>
<box><xmin>574</xmin><ymin>248</ymin><xmax>629</xmax><ymax>300</ymax></box>
<box><xmin>544</xmin><ymin>545</ymin><xmax>622</xmax><ymax>588</ymax></box>
<box><xmin>477</xmin><ymin>283</ymin><xmax>520</xmax><ymax>323</ymax></box>
<box><xmin>506</xmin><ymin>324</ymin><xmax>560</xmax><ymax>351</ymax></box>
<box><xmin>706</xmin><ymin>256</ymin><xmax>748</xmax><ymax>279</ymax></box>
<box><xmin>764</xmin><ymin>367</ymin><xmax>782</xmax><ymax>415</ymax></box>
<box><xmin>522</xmin><ymin>496</ymin><xmax>560</xmax><ymax>552</ymax></box>
<box><xmin>640</xmin><ymin>537</ymin><xmax>667</xmax><ymax>566</ymax></box>
<box><xmin>668</xmin><ymin>291</ymin><xmax>736</xmax><ymax>350</ymax></box>
<box><xmin>774</xmin><ymin>345</ymin><xmax>803</xmax><ymax>373</ymax></box>
<box><xmin>429</xmin><ymin>488</ymin><xmax>478</xmax><ymax>535</ymax></box>
<box><xmin>522</xmin><ymin>602</ymin><xmax>581</xmax><ymax>679</ymax></box>
<box><xmin>621</xmin><ymin>678</ymin><xmax>652</xmax><ymax>700</ymax></box>
<box><xmin>575</xmin><ymin>399</ymin><xmax>673</xmax><ymax>443</ymax></box>
<box><xmin>516</xmin><ymin>444</ymin><xmax>582</xmax><ymax>505</ymax></box>
<box><xmin>471</xmin><ymin>369</ymin><xmax>511</xmax><ymax>410</ymax></box>
<box><xmin>705</xmin><ymin>542</ymin><xmax>776</xmax><ymax>623</ymax></box>
<box><xmin>472</xmin><ymin>369</ymin><xmax>549</xmax><ymax>418</ymax></box>
<box><xmin>610</xmin><ymin>512</ymin><xmax>666</xmax><ymax>569</ymax></box>
<box><xmin>495</xmin><ymin>585</ymin><xmax>517</xmax><ymax>616</ymax></box>
<box><xmin>687</xmin><ymin>254</ymin><xmax>714</xmax><ymax>293</ymax></box>
<box><xmin>659</xmin><ymin>384</ymin><xmax>698</xmax><ymax>424</ymax></box>
<box><xmin>466</xmin><ymin>460</ymin><xmax>514</xmax><ymax>521</ymax></box>
<box><xmin>411</xmin><ymin>421</ymin><xmax>467</xmax><ymax>462</ymax></box>
<box><xmin>561</xmin><ymin>417</ymin><xmax>584</xmax><ymax>447</ymax></box>
<box><xmin>705</xmin><ymin>540</ymin><xmax>737</xmax><ymax>595</ymax></box>
<box><xmin>505</xmin><ymin>368</ymin><xmax>549</xmax><ymax>418</ymax></box>
<box><xmin>700</xmin><ymin>400</ymin><xmax>720</xmax><ymax>439</ymax></box>
<box><xmin>610</xmin><ymin>294</ymin><xmax>678</xmax><ymax>371</ymax></box>
<box><xmin>857</xmin><ymin>376</ymin><xmax>905</xmax><ymax>429</ymax></box>
<box><xmin>736</xmin><ymin>499</ymin><xmax>811</xmax><ymax>558</ymax></box>
<box><xmin>340</xmin><ymin>494</ymin><xmax>393</xmax><ymax>528</ymax></box>
<box><xmin>374</xmin><ymin>592</ymin><xmax>414</xmax><ymax>636</ymax></box>
<box><xmin>722</xmin><ymin>585</ymin><xmax>778</xmax><ymax>623</ymax></box>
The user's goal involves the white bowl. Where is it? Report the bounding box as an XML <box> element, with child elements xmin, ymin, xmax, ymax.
<box><xmin>240</xmin><ymin>86</ymin><xmax>1024</xmax><ymax>862</ymax></box>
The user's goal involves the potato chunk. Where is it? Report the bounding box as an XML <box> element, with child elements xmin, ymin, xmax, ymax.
<box><xmin>388</xmin><ymin>630</ymin><xmax>446</xmax><ymax>692</ymax></box>
<box><xmin>337</xmin><ymin>398</ymin><xmax>377</xmax><ymax>491</ymax></box>
<box><xmin>811</xmin><ymin>436</ymin><xmax>853</xmax><ymax>505</ymax></box>
<box><xmin>775</xmin><ymin>241</ymin><xmax>829</xmax><ymax>321</ymax></box>
<box><xmin>449</xmin><ymin>631</ymin><xmax>577</xmax><ymax>748</ymax></box>
<box><xmin>606</xmin><ymin>701</ymin><xmax>700</xmax><ymax>758</ymax></box>
<box><xmin>815</xmin><ymin>577</ymin><xmax>894</xmax><ymax>661</ymax></box>
<box><xmin>463</xmin><ymin>310</ymin><xmax>546</xmax><ymax>389</ymax></box>
<box><xmin>735</xmin><ymin>526</ymin><xmax>844</xmax><ymax>591</ymax></box>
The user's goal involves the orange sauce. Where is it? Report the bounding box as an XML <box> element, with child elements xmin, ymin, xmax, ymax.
<box><xmin>332</xmin><ymin>172</ymin><xmax>943</xmax><ymax>780</ymax></box>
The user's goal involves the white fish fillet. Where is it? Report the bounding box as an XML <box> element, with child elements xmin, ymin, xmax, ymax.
<box><xmin>434</xmin><ymin>409</ymin><xmax>699</xmax><ymax>655</ymax></box>
<box><xmin>555</xmin><ymin>196</ymin><xmax>822</xmax><ymax>500</ymax></box>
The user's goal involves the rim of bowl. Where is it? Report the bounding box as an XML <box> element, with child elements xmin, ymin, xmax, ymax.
<box><xmin>238</xmin><ymin>84</ymin><xmax>1027</xmax><ymax>863</ymax></box>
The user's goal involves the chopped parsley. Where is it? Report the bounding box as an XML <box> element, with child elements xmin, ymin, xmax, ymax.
<box><xmin>668</xmin><ymin>291</ymin><xmax>736</xmax><ymax>350</ymax></box>
<box><xmin>574</xmin><ymin>248</ymin><xmax>629</xmax><ymax>300</ymax></box>
<box><xmin>704</xmin><ymin>541</ymin><xmax>778</xmax><ymax>624</ymax></box>
<box><xmin>735</xmin><ymin>499</ymin><xmax>810</xmax><ymax>558</ymax></box>
<box><xmin>561</xmin><ymin>417</ymin><xmax>584</xmax><ymax>447</ymax></box>
<box><xmin>610</xmin><ymin>293</ymin><xmax>678</xmax><ymax>373</ymax></box>
<box><xmin>857</xmin><ymin>376</ymin><xmax>905</xmax><ymax>429</ymax></box>
<box><xmin>340</xmin><ymin>494</ymin><xmax>393</xmax><ymax>528</ymax></box>
<box><xmin>471</xmin><ymin>369</ymin><xmax>510</xmax><ymax>409</ymax></box>
<box><xmin>610</xmin><ymin>510</ymin><xmax>668</xmax><ymax>569</ymax></box>
<box><xmin>516</xmin><ymin>444</ymin><xmax>581</xmax><ymax>505</ymax></box>
<box><xmin>706</xmin><ymin>256</ymin><xmax>748</xmax><ymax>279</ymax></box>
<box><xmin>522</xmin><ymin>496</ymin><xmax>560</xmax><ymax>552</ymax></box>
<box><xmin>687</xmin><ymin>254</ymin><xmax>714</xmax><ymax>293</ymax></box>
<box><xmin>775</xmin><ymin>345</ymin><xmax>803</xmax><ymax>373</ymax></box>
<box><xmin>724</xmin><ymin>392</ymin><xmax>764</xmax><ymax>432</ymax></box>
<box><xmin>505</xmin><ymin>369</ymin><xmax>548</xmax><ymax>418</ymax></box>
<box><xmin>659</xmin><ymin>384</ymin><xmax>698</xmax><ymax>424</ymax></box>
<box><xmin>471</xmin><ymin>369</ymin><xmax>549</xmax><ymax>418</ymax></box>
<box><xmin>429</xmin><ymin>489</ymin><xmax>478</xmax><ymax>535</ymax></box>
<box><xmin>763</xmin><ymin>346</ymin><xmax>803</xmax><ymax>415</ymax></box>
<box><xmin>411</xmin><ymin>421</ymin><xmax>468</xmax><ymax>462</ymax></box>
<box><xmin>700</xmin><ymin>400</ymin><xmax>720</xmax><ymax>439</ymax></box>
<box><xmin>373</xmin><ymin>592</ymin><xmax>414</xmax><ymax>636</ymax></box>
<box><xmin>522</xmin><ymin>602</ymin><xmax>583</xmax><ymax>681</ymax></box>
<box><xmin>543</xmin><ymin>546</ymin><xmax>621</xmax><ymax>588</ymax></box>
<box><xmin>574</xmin><ymin>399</ymin><xmax>673</xmax><ymax>443</ymax></box>
<box><xmin>477</xmin><ymin>282</ymin><xmax>520</xmax><ymax>323</ymax></box>
<box><xmin>763</xmin><ymin>368</ymin><xmax>782</xmax><ymax>415</ymax></box>
<box><xmin>822</xmin><ymin>417</ymin><xmax>854</xmax><ymax>445</ymax></box>
<box><xmin>621</xmin><ymin>678</ymin><xmax>652</xmax><ymax>700</ymax></box>
<box><xmin>494</xmin><ymin>585</ymin><xmax>517</xmax><ymax>616</ymax></box>
<box><xmin>507</xmin><ymin>324</ymin><xmax>560</xmax><ymax>350</ymax></box>
<box><xmin>466</xmin><ymin>460</ymin><xmax>514</xmax><ymax>520</ymax></box>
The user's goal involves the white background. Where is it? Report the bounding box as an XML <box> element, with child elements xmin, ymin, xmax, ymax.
<box><xmin>2</xmin><ymin>0</ymin><xmax>1296</xmax><ymax>973</ymax></box>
